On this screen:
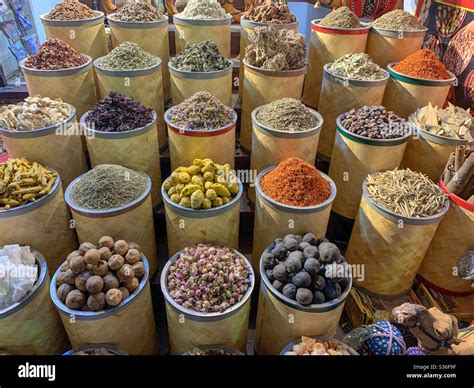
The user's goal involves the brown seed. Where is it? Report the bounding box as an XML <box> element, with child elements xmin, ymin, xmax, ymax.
<box><xmin>98</xmin><ymin>246</ymin><xmax>112</xmax><ymax>261</ymax></box>
<box><xmin>117</xmin><ymin>264</ymin><xmax>135</xmax><ymax>282</ymax></box>
<box><xmin>123</xmin><ymin>277</ymin><xmax>139</xmax><ymax>293</ymax></box>
<box><xmin>125</xmin><ymin>249</ymin><xmax>141</xmax><ymax>265</ymax></box>
<box><xmin>86</xmin><ymin>275</ymin><xmax>104</xmax><ymax>294</ymax></box>
<box><xmin>99</xmin><ymin>236</ymin><xmax>114</xmax><ymax>250</ymax></box>
<box><xmin>92</xmin><ymin>260</ymin><xmax>109</xmax><ymax>276</ymax></box>
<box><xmin>119</xmin><ymin>287</ymin><xmax>130</xmax><ymax>300</ymax></box>
<box><xmin>105</xmin><ymin>288</ymin><xmax>123</xmax><ymax>307</ymax></box>
<box><xmin>87</xmin><ymin>292</ymin><xmax>106</xmax><ymax>311</ymax></box>
<box><xmin>69</xmin><ymin>256</ymin><xmax>86</xmax><ymax>274</ymax></box>
<box><xmin>75</xmin><ymin>271</ymin><xmax>93</xmax><ymax>291</ymax></box>
<box><xmin>84</xmin><ymin>249</ymin><xmax>101</xmax><ymax>266</ymax></box>
<box><xmin>132</xmin><ymin>261</ymin><xmax>146</xmax><ymax>278</ymax></box>
<box><xmin>108</xmin><ymin>254</ymin><xmax>124</xmax><ymax>271</ymax></box>
<box><xmin>113</xmin><ymin>240</ymin><xmax>129</xmax><ymax>256</ymax></box>
<box><xmin>79</xmin><ymin>242</ymin><xmax>96</xmax><ymax>254</ymax></box>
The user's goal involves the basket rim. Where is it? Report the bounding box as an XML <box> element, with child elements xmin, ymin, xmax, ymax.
<box><xmin>369</xmin><ymin>25</ymin><xmax>428</xmax><ymax>36</ymax></box>
<box><xmin>94</xmin><ymin>56</ymin><xmax>162</xmax><ymax>76</ymax></box>
<box><xmin>387</xmin><ymin>63</ymin><xmax>456</xmax><ymax>86</ymax></box>
<box><xmin>243</xmin><ymin>59</ymin><xmax>307</xmax><ymax>77</ymax></box>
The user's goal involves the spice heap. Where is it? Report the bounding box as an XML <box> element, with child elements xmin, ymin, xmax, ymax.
<box><xmin>178</xmin><ymin>0</ymin><xmax>228</xmax><ymax>20</ymax></box>
<box><xmin>328</xmin><ymin>53</ymin><xmax>387</xmax><ymax>81</ymax></box>
<box><xmin>245</xmin><ymin>26</ymin><xmax>306</xmax><ymax>71</ymax></box>
<box><xmin>109</xmin><ymin>0</ymin><xmax>165</xmax><ymax>22</ymax></box>
<box><xmin>98</xmin><ymin>41</ymin><xmax>159</xmax><ymax>71</ymax></box>
<box><xmin>366</xmin><ymin>169</ymin><xmax>447</xmax><ymax>217</ymax></box>
<box><xmin>256</xmin><ymin>98</ymin><xmax>318</xmax><ymax>132</ymax></box>
<box><xmin>70</xmin><ymin>164</ymin><xmax>148</xmax><ymax>210</ymax></box>
<box><xmin>170</xmin><ymin>41</ymin><xmax>229</xmax><ymax>72</ymax></box>
<box><xmin>393</xmin><ymin>49</ymin><xmax>451</xmax><ymax>80</ymax></box>
<box><xmin>0</xmin><ymin>96</ymin><xmax>72</xmax><ymax>131</ymax></box>
<box><xmin>44</xmin><ymin>0</ymin><xmax>96</xmax><ymax>20</ymax></box>
<box><xmin>0</xmin><ymin>245</ymin><xmax>38</xmax><ymax>309</ymax></box>
<box><xmin>262</xmin><ymin>233</ymin><xmax>351</xmax><ymax>306</ymax></box>
<box><xmin>319</xmin><ymin>6</ymin><xmax>362</xmax><ymax>28</ymax></box>
<box><xmin>372</xmin><ymin>9</ymin><xmax>425</xmax><ymax>31</ymax></box>
<box><xmin>164</xmin><ymin>159</ymin><xmax>239</xmax><ymax>209</ymax></box>
<box><xmin>167</xmin><ymin>244</ymin><xmax>251</xmax><ymax>313</ymax></box>
<box><xmin>284</xmin><ymin>336</ymin><xmax>354</xmax><ymax>355</ymax></box>
<box><xmin>55</xmin><ymin>237</ymin><xmax>145</xmax><ymax>311</ymax></box>
<box><xmin>167</xmin><ymin>92</ymin><xmax>234</xmax><ymax>130</ymax></box>
<box><xmin>187</xmin><ymin>347</ymin><xmax>240</xmax><ymax>355</ymax></box>
<box><xmin>73</xmin><ymin>347</ymin><xmax>122</xmax><ymax>356</ymax></box>
<box><xmin>243</xmin><ymin>1</ymin><xmax>296</xmax><ymax>24</ymax></box>
<box><xmin>0</xmin><ymin>158</ymin><xmax>57</xmax><ymax>210</ymax></box>
<box><xmin>341</xmin><ymin>106</ymin><xmax>410</xmax><ymax>139</ymax></box>
<box><xmin>442</xmin><ymin>146</ymin><xmax>473</xmax><ymax>201</ymax></box>
<box><xmin>85</xmin><ymin>92</ymin><xmax>153</xmax><ymax>133</ymax></box>
<box><xmin>260</xmin><ymin>158</ymin><xmax>330</xmax><ymax>207</ymax></box>
<box><xmin>411</xmin><ymin>103</ymin><xmax>472</xmax><ymax>141</ymax></box>
<box><xmin>24</xmin><ymin>38</ymin><xmax>88</xmax><ymax>70</ymax></box>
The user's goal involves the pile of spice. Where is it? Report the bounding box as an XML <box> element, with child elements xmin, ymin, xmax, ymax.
<box><xmin>341</xmin><ymin>106</ymin><xmax>410</xmax><ymax>139</ymax></box>
<box><xmin>44</xmin><ymin>0</ymin><xmax>96</xmax><ymax>20</ymax></box>
<box><xmin>366</xmin><ymin>169</ymin><xmax>447</xmax><ymax>217</ymax></box>
<box><xmin>256</xmin><ymin>98</ymin><xmax>318</xmax><ymax>132</ymax></box>
<box><xmin>167</xmin><ymin>244</ymin><xmax>252</xmax><ymax>313</ymax></box>
<box><xmin>245</xmin><ymin>26</ymin><xmax>306</xmax><ymax>71</ymax></box>
<box><xmin>85</xmin><ymin>92</ymin><xmax>153</xmax><ymax>133</ymax></box>
<box><xmin>442</xmin><ymin>146</ymin><xmax>473</xmax><ymax>201</ymax></box>
<box><xmin>243</xmin><ymin>1</ymin><xmax>296</xmax><ymax>24</ymax></box>
<box><xmin>260</xmin><ymin>158</ymin><xmax>331</xmax><ymax>207</ymax></box>
<box><xmin>24</xmin><ymin>38</ymin><xmax>88</xmax><ymax>70</ymax></box>
<box><xmin>187</xmin><ymin>347</ymin><xmax>241</xmax><ymax>355</ymax></box>
<box><xmin>109</xmin><ymin>0</ymin><xmax>166</xmax><ymax>22</ymax></box>
<box><xmin>178</xmin><ymin>0</ymin><xmax>228</xmax><ymax>20</ymax></box>
<box><xmin>284</xmin><ymin>337</ymin><xmax>354</xmax><ymax>355</ymax></box>
<box><xmin>393</xmin><ymin>49</ymin><xmax>451</xmax><ymax>80</ymax></box>
<box><xmin>411</xmin><ymin>103</ymin><xmax>472</xmax><ymax>141</ymax></box>
<box><xmin>72</xmin><ymin>347</ymin><xmax>122</xmax><ymax>356</ymax></box>
<box><xmin>0</xmin><ymin>158</ymin><xmax>57</xmax><ymax>210</ymax></box>
<box><xmin>70</xmin><ymin>164</ymin><xmax>148</xmax><ymax>210</ymax></box>
<box><xmin>55</xmin><ymin>237</ymin><xmax>145</xmax><ymax>311</ymax></box>
<box><xmin>163</xmin><ymin>158</ymin><xmax>239</xmax><ymax>209</ymax></box>
<box><xmin>372</xmin><ymin>9</ymin><xmax>425</xmax><ymax>31</ymax></box>
<box><xmin>98</xmin><ymin>41</ymin><xmax>159</xmax><ymax>71</ymax></box>
<box><xmin>328</xmin><ymin>53</ymin><xmax>387</xmax><ymax>81</ymax></box>
<box><xmin>167</xmin><ymin>91</ymin><xmax>234</xmax><ymax>130</ymax></box>
<box><xmin>170</xmin><ymin>41</ymin><xmax>229</xmax><ymax>72</ymax></box>
<box><xmin>319</xmin><ymin>6</ymin><xmax>362</xmax><ymax>29</ymax></box>
<box><xmin>262</xmin><ymin>233</ymin><xmax>351</xmax><ymax>306</ymax></box>
<box><xmin>0</xmin><ymin>96</ymin><xmax>72</xmax><ymax>131</ymax></box>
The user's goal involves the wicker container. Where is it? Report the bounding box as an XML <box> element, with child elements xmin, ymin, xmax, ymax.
<box><xmin>255</xmin><ymin>243</ymin><xmax>352</xmax><ymax>355</ymax></box>
<box><xmin>169</xmin><ymin>60</ymin><xmax>232</xmax><ymax>106</ymax></box>
<box><xmin>51</xmin><ymin>256</ymin><xmax>158</xmax><ymax>355</ymax></box>
<box><xmin>162</xmin><ymin>179</ymin><xmax>242</xmax><ymax>256</ymax></box>
<box><xmin>302</xmin><ymin>20</ymin><xmax>370</xmax><ymax>110</ymax></box>
<box><xmin>82</xmin><ymin>111</ymin><xmax>162</xmax><ymax>207</ymax></box>
<box><xmin>0</xmin><ymin>251</ymin><xmax>69</xmax><ymax>355</ymax></box>
<box><xmin>346</xmin><ymin>180</ymin><xmax>449</xmax><ymax>297</ymax></box>
<box><xmin>165</xmin><ymin>109</ymin><xmax>237</xmax><ymax>171</ymax></box>
<box><xmin>94</xmin><ymin>58</ymin><xmax>166</xmax><ymax>151</ymax></box>
<box><xmin>0</xmin><ymin>107</ymin><xmax>87</xmax><ymax>188</ymax></box>
<box><xmin>328</xmin><ymin>114</ymin><xmax>410</xmax><ymax>220</ymax></box>
<box><xmin>40</xmin><ymin>11</ymin><xmax>108</xmax><ymax>59</ymax></box>
<box><xmin>382</xmin><ymin>63</ymin><xmax>456</xmax><ymax>118</ymax></box>
<box><xmin>240</xmin><ymin>61</ymin><xmax>307</xmax><ymax>153</ymax></box>
<box><xmin>317</xmin><ymin>64</ymin><xmax>389</xmax><ymax>161</ymax></box>
<box><xmin>108</xmin><ymin>16</ymin><xmax>171</xmax><ymax>100</ymax></box>
<box><xmin>173</xmin><ymin>15</ymin><xmax>231</xmax><ymax>57</ymax></box>
<box><xmin>280</xmin><ymin>336</ymin><xmax>359</xmax><ymax>355</ymax></box>
<box><xmin>65</xmin><ymin>174</ymin><xmax>158</xmax><ymax>277</ymax></box>
<box><xmin>161</xmin><ymin>247</ymin><xmax>254</xmax><ymax>355</ymax></box>
<box><xmin>252</xmin><ymin>166</ymin><xmax>336</xmax><ymax>272</ymax></box>
<box><xmin>0</xmin><ymin>175</ymin><xmax>78</xmax><ymax>274</ymax></box>
<box><xmin>20</xmin><ymin>56</ymin><xmax>97</xmax><ymax>119</ymax></box>
<box><xmin>64</xmin><ymin>343</ymin><xmax>128</xmax><ymax>355</ymax></box>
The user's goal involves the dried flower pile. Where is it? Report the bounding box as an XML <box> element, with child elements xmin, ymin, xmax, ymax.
<box><xmin>170</xmin><ymin>41</ymin><xmax>229</xmax><ymax>72</ymax></box>
<box><xmin>45</xmin><ymin>0</ymin><xmax>96</xmax><ymax>20</ymax></box>
<box><xmin>109</xmin><ymin>0</ymin><xmax>165</xmax><ymax>22</ymax></box>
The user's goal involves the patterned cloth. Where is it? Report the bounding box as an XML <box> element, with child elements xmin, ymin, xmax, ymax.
<box><xmin>364</xmin><ymin>321</ymin><xmax>406</xmax><ymax>355</ymax></box>
<box><xmin>405</xmin><ymin>347</ymin><xmax>426</xmax><ymax>355</ymax></box>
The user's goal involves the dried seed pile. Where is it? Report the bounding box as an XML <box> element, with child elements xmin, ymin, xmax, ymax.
<box><xmin>24</xmin><ymin>38</ymin><xmax>88</xmax><ymax>70</ymax></box>
<box><xmin>45</xmin><ymin>0</ymin><xmax>96</xmax><ymax>20</ymax></box>
<box><xmin>243</xmin><ymin>2</ymin><xmax>296</xmax><ymax>24</ymax></box>
<box><xmin>99</xmin><ymin>41</ymin><xmax>159</xmax><ymax>71</ymax></box>
<box><xmin>373</xmin><ymin>10</ymin><xmax>425</xmax><ymax>31</ymax></box>
<box><xmin>170</xmin><ymin>41</ymin><xmax>229</xmax><ymax>72</ymax></box>
<box><xmin>109</xmin><ymin>0</ymin><xmax>165</xmax><ymax>22</ymax></box>
<box><xmin>319</xmin><ymin>6</ymin><xmax>362</xmax><ymax>28</ymax></box>
<box><xmin>328</xmin><ymin>53</ymin><xmax>387</xmax><ymax>81</ymax></box>
<box><xmin>178</xmin><ymin>0</ymin><xmax>228</xmax><ymax>20</ymax></box>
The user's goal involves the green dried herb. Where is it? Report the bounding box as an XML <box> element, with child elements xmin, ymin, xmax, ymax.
<box><xmin>170</xmin><ymin>41</ymin><xmax>229</xmax><ymax>72</ymax></box>
<box><xmin>328</xmin><ymin>53</ymin><xmax>387</xmax><ymax>80</ymax></box>
<box><xmin>319</xmin><ymin>6</ymin><xmax>362</xmax><ymax>28</ymax></box>
<box><xmin>99</xmin><ymin>41</ymin><xmax>159</xmax><ymax>71</ymax></box>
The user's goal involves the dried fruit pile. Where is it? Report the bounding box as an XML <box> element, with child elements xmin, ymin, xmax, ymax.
<box><xmin>284</xmin><ymin>336</ymin><xmax>354</xmax><ymax>355</ymax></box>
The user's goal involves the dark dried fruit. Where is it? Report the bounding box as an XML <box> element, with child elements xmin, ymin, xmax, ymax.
<box><xmin>282</xmin><ymin>283</ymin><xmax>296</xmax><ymax>299</ymax></box>
<box><xmin>304</xmin><ymin>258</ymin><xmax>320</xmax><ymax>276</ymax></box>
<box><xmin>293</xmin><ymin>271</ymin><xmax>311</xmax><ymax>288</ymax></box>
<box><xmin>296</xmin><ymin>288</ymin><xmax>313</xmax><ymax>305</ymax></box>
<box><xmin>273</xmin><ymin>264</ymin><xmax>287</xmax><ymax>282</ymax></box>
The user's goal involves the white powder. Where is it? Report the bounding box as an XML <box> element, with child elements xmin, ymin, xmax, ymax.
<box><xmin>178</xmin><ymin>0</ymin><xmax>228</xmax><ymax>20</ymax></box>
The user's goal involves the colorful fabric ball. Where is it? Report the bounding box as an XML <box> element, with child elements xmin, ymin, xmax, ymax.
<box><xmin>405</xmin><ymin>347</ymin><xmax>426</xmax><ymax>356</ymax></box>
<box><xmin>364</xmin><ymin>321</ymin><xmax>406</xmax><ymax>355</ymax></box>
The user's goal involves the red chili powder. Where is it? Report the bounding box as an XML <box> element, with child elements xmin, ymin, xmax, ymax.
<box><xmin>260</xmin><ymin>157</ymin><xmax>331</xmax><ymax>207</ymax></box>
<box><xmin>393</xmin><ymin>49</ymin><xmax>450</xmax><ymax>80</ymax></box>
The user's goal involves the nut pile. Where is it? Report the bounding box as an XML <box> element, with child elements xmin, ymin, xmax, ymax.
<box><xmin>284</xmin><ymin>336</ymin><xmax>354</xmax><ymax>356</ymax></box>
<box><xmin>187</xmin><ymin>347</ymin><xmax>240</xmax><ymax>355</ymax></box>
<box><xmin>243</xmin><ymin>2</ymin><xmax>296</xmax><ymax>24</ymax></box>
<box><xmin>55</xmin><ymin>237</ymin><xmax>146</xmax><ymax>311</ymax></box>
<box><xmin>167</xmin><ymin>244</ymin><xmax>251</xmax><ymax>313</ymax></box>
<box><xmin>262</xmin><ymin>233</ymin><xmax>351</xmax><ymax>306</ymax></box>
<box><xmin>109</xmin><ymin>0</ymin><xmax>166</xmax><ymax>22</ymax></box>
<box><xmin>164</xmin><ymin>159</ymin><xmax>239</xmax><ymax>209</ymax></box>
<box><xmin>45</xmin><ymin>0</ymin><xmax>96</xmax><ymax>20</ymax></box>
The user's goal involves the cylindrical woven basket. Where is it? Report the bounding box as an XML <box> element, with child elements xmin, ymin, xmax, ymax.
<box><xmin>51</xmin><ymin>255</ymin><xmax>158</xmax><ymax>355</ymax></box>
<box><xmin>108</xmin><ymin>16</ymin><xmax>171</xmax><ymax>100</ymax></box>
<box><xmin>173</xmin><ymin>15</ymin><xmax>232</xmax><ymax>57</ymax></box>
<box><xmin>94</xmin><ymin>58</ymin><xmax>166</xmax><ymax>151</ymax></box>
<box><xmin>240</xmin><ymin>61</ymin><xmax>307</xmax><ymax>154</ymax></box>
<box><xmin>40</xmin><ymin>11</ymin><xmax>108</xmax><ymax>59</ymax></box>
<box><xmin>82</xmin><ymin>111</ymin><xmax>162</xmax><ymax>207</ymax></box>
<box><xmin>0</xmin><ymin>251</ymin><xmax>69</xmax><ymax>355</ymax></box>
<box><xmin>65</xmin><ymin>174</ymin><xmax>158</xmax><ymax>277</ymax></box>
<box><xmin>254</xmin><ymin>243</ymin><xmax>352</xmax><ymax>355</ymax></box>
<box><xmin>346</xmin><ymin>180</ymin><xmax>449</xmax><ymax>297</ymax></box>
<box><xmin>169</xmin><ymin>60</ymin><xmax>233</xmax><ymax>106</ymax></box>
<box><xmin>317</xmin><ymin>63</ymin><xmax>389</xmax><ymax>161</ymax></box>
<box><xmin>0</xmin><ymin>175</ymin><xmax>78</xmax><ymax>273</ymax></box>
<box><xmin>0</xmin><ymin>107</ymin><xmax>87</xmax><ymax>188</ymax></box>
<box><xmin>165</xmin><ymin>109</ymin><xmax>237</xmax><ymax>170</ymax></box>
<box><xmin>162</xmin><ymin>179</ymin><xmax>243</xmax><ymax>256</ymax></box>
<box><xmin>328</xmin><ymin>114</ymin><xmax>410</xmax><ymax>220</ymax></box>
<box><xmin>161</xmin><ymin>247</ymin><xmax>254</xmax><ymax>355</ymax></box>
<box><xmin>302</xmin><ymin>20</ymin><xmax>370</xmax><ymax>110</ymax></box>
<box><xmin>64</xmin><ymin>343</ymin><xmax>128</xmax><ymax>355</ymax></box>
<box><xmin>20</xmin><ymin>56</ymin><xmax>97</xmax><ymax>119</ymax></box>
<box><xmin>382</xmin><ymin>63</ymin><xmax>456</xmax><ymax>118</ymax></box>
<box><xmin>251</xmin><ymin>166</ymin><xmax>336</xmax><ymax>272</ymax></box>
